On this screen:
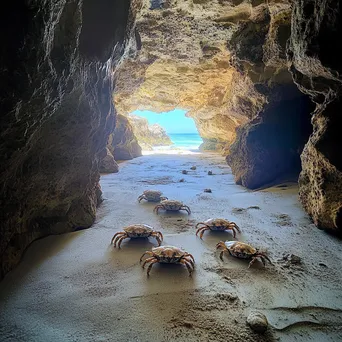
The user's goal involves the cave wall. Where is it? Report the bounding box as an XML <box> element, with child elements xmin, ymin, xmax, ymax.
<box><xmin>225</xmin><ymin>1</ymin><xmax>315</xmax><ymax>188</ymax></box>
<box><xmin>288</xmin><ymin>0</ymin><xmax>342</xmax><ymax>232</ymax></box>
<box><xmin>0</xmin><ymin>0</ymin><xmax>140</xmax><ymax>279</ymax></box>
<box><xmin>108</xmin><ymin>114</ymin><xmax>142</xmax><ymax>160</ymax></box>
<box><xmin>227</xmin><ymin>84</ymin><xmax>313</xmax><ymax>188</ymax></box>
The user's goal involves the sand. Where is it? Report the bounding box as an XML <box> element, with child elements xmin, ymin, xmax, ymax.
<box><xmin>1</xmin><ymin>152</ymin><xmax>342</xmax><ymax>342</ymax></box>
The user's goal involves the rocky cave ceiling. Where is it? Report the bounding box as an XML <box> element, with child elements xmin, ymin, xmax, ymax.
<box><xmin>114</xmin><ymin>0</ymin><xmax>292</xmax><ymax>151</ymax></box>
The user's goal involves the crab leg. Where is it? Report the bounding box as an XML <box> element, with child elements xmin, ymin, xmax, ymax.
<box><xmin>151</xmin><ymin>231</ymin><xmax>164</xmax><ymax>243</ymax></box>
<box><xmin>140</xmin><ymin>251</ymin><xmax>154</xmax><ymax>262</ymax></box>
<box><xmin>154</xmin><ymin>235</ymin><xmax>162</xmax><ymax>246</ymax></box>
<box><xmin>248</xmin><ymin>257</ymin><xmax>258</xmax><ymax>268</ymax></box>
<box><xmin>260</xmin><ymin>256</ymin><xmax>266</xmax><ymax>267</ymax></box>
<box><xmin>112</xmin><ymin>233</ymin><xmax>127</xmax><ymax>247</ymax></box>
<box><xmin>195</xmin><ymin>224</ymin><xmax>210</xmax><ymax>237</ymax></box>
<box><xmin>160</xmin><ymin>196</ymin><xmax>168</xmax><ymax>201</ymax></box>
<box><xmin>258</xmin><ymin>253</ymin><xmax>273</xmax><ymax>265</ymax></box>
<box><xmin>180</xmin><ymin>259</ymin><xmax>193</xmax><ymax>276</ymax></box>
<box><xmin>153</xmin><ymin>205</ymin><xmax>162</xmax><ymax>214</ymax></box>
<box><xmin>220</xmin><ymin>250</ymin><xmax>228</xmax><ymax>261</ymax></box>
<box><xmin>199</xmin><ymin>227</ymin><xmax>211</xmax><ymax>239</ymax></box>
<box><xmin>138</xmin><ymin>195</ymin><xmax>144</xmax><ymax>202</ymax></box>
<box><xmin>117</xmin><ymin>236</ymin><xmax>129</xmax><ymax>248</ymax></box>
<box><xmin>184</xmin><ymin>253</ymin><xmax>195</xmax><ymax>263</ymax></box>
<box><xmin>111</xmin><ymin>232</ymin><xmax>125</xmax><ymax>244</ymax></box>
<box><xmin>181</xmin><ymin>205</ymin><xmax>191</xmax><ymax>214</ymax></box>
<box><xmin>184</xmin><ymin>256</ymin><xmax>194</xmax><ymax>269</ymax></box>
<box><xmin>156</xmin><ymin>231</ymin><xmax>164</xmax><ymax>240</ymax></box>
<box><xmin>142</xmin><ymin>257</ymin><xmax>157</xmax><ymax>268</ymax></box>
<box><xmin>146</xmin><ymin>260</ymin><xmax>159</xmax><ymax>276</ymax></box>
<box><xmin>216</xmin><ymin>241</ymin><xmax>226</xmax><ymax>249</ymax></box>
<box><xmin>229</xmin><ymin>222</ymin><xmax>241</xmax><ymax>233</ymax></box>
<box><xmin>195</xmin><ymin>222</ymin><xmax>207</xmax><ymax>229</ymax></box>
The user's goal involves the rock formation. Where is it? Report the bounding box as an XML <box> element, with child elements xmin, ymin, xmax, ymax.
<box><xmin>114</xmin><ymin>0</ymin><xmax>265</xmax><ymax>152</ymax></box>
<box><xmin>128</xmin><ymin>114</ymin><xmax>172</xmax><ymax>150</ymax></box>
<box><xmin>288</xmin><ymin>0</ymin><xmax>342</xmax><ymax>232</ymax></box>
<box><xmin>99</xmin><ymin>148</ymin><xmax>119</xmax><ymax>173</ymax></box>
<box><xmin>108</xmin><ymin>114</ymin><xmax>142</xmax><ymax>160</ymax></box>
<box><xmin>226</xmin><ymin>2</ymin><xmax>314</xmax><ymax>189</ymax></box>
<box><xmin>0</xmin><ymin>0</ymin><xmax>140</xmax><ymax>279</ymax></box>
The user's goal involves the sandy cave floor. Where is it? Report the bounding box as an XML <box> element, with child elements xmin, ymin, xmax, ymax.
<box><xmin>1</xmin><ymin>153</ymin><xmax>342</xmax><ymax>342</ymax></box>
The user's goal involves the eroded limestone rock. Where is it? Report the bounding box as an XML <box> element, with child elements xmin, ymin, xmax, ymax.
<box><xmin>100</xmin><ymin>148</ymin><xmax>119</xmax><ymax>173</ymax></box>
<box><xmin>114</xmin><ymin>0</ymin><xmax>266</xmax><ymax>151</ymax></box>
<box><xmin>288</xmin><ymin>0</ymin><xmax>342</xmax><ymax>232</ymax></box>
<box><xmin>227</xmin><ymin>85</ymin><xmax>313</xmax><ymax>189</ymax></box>
<box><xmin>0</xmin><ymin>0</ymin><xmax>139</xmax><ymax>279</ymax></box>
<box><xmin>128</xmin><ymin>114</ymin><xmax>172</xmax><ymax>149</ymax></box>
<box><xmin>109</xmin><ymin>114</ymin><xmax>142</xmax><ymax>160</ymax></box>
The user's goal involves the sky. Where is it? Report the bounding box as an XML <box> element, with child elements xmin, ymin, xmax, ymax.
<box><xmin>130</xmin><ymin>109</ymin><xmax>198</xmax><ymax>134</ymax></box>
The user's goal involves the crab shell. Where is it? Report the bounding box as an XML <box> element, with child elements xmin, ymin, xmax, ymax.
<box><xmin>159</xmin><ymin>200</ymin><xmax>184</xmax><ymax>210</ymax></box>
<box><xmin>123</xmin><ymin>224</ymin><xmax>156</xmax><ymax>237</ymax></box>
<box><xmin>224</xmin><ymin>241</ymin><xmax>257</xmax><ymax>259</ymax></box>
<box><xmin>139</xmin><ymin>190</ymin><xmax>167</xmax><ymax>202</ymax></box>
<box><xmin>201</xmin><ymin>218</ymin><xmax>234</xmax><ymax>230</ymax></box>
<box><xmin>151</xmin><ymin>246</ymin><xmax>189</xmax><ymax>263</ymax></box>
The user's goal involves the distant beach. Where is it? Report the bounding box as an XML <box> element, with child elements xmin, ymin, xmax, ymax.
<box><xmin>143</xmin><ymin>133</ymin><xmax>203</xmax><ymax>154</ymax></box>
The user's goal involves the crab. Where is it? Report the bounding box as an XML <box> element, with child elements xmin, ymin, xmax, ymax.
<box><xmin>138</xmin><ymin>190</ymin><xmax>168</xmax><ymax>203</ymax></box>
<box><xmin>140</xmin><ymin>245</ymin><xmax>195</xmax><ymax>276</ymax></box>
<box><xmin>111</xmin><ymin>224</ymin><xmax>163</xmax><ymax>248</ymax></box>
<box><xmin>196</xmin><ymin>218</ymin><xmax>241</xmax><ymax>238</ymax></box>
<box><xmin>153</xmin><ymin>200</ymin><xmax>191</xmax><ymax>215</ymax></box>
<box><xmin>216</xmin><ymin>241</ymin><xmax>273</xmax><ymax>268</ymax></box>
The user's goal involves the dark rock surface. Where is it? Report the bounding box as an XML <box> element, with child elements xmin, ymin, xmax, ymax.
<box><xmin>288</xmin><ymin>0</ymin><xmax>342</xmax><ymax>232</ymax></box>
<box><xmin>0</xmin><ymin>0</ymin><xmax>139</xmax><ymax>279</ymax></box>
<box><xmin>227</xmin><ymin>85</ymin><xmax>313</xmax><ymax>189</ymax></box>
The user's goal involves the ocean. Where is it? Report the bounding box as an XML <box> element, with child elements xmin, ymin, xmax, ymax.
<box><xmin>153</xmin><ymin>133</ymin><xmax>203</xmax><ymax>151</ymax></box>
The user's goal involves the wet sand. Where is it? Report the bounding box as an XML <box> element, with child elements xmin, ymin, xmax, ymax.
<box><xmin>1</xmin><ymin>152</ymin><xmax>342</xmax><ymax>341</ymax></box>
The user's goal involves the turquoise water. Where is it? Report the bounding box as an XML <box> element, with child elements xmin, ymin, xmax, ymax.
<box><xmin>162</xmin><ymin>133</ymin><xmax>203</xmax><ymax>151</ymax></box>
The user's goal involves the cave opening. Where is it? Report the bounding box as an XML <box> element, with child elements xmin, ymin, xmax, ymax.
<box><xmin>227</xmin><ymin>84</ymin><xmax>315</xmax><ymax>189</ymax></box>
<box><xmin>129</xmin><ymin>109</ymin><xmax>203</xmax><ymax>153</ymax></box>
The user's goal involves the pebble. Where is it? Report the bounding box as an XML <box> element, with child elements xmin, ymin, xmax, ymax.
<box><xmin>182</xmin><ymin>170</ymin><xmax>188</xmax><ymax>174</ymax></box>
<box><xmin>288</xmin><ymin>254</ymin><xmax>301</xmax><ymax>264</ymax></box>
<box><xmin>247</xmin><ymin>311</ymin><xmax>268</xmax><ymax>333</ymax></box>
<box><xmin>208</xmin><ymin>171</ymin><xmax>213</xmax><ymax>175</ymax></box>
<box><xmin>190</xmin><ymin>166</ymin><xmax>196</xmax><ymax>170</ymax></box>
<box><xmin>204</xmin><ymin>188</ymin><xmax>212</xmax><ymax>193</ymax></box>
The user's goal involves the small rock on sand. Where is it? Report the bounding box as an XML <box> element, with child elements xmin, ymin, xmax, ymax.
<box><xmin>208</xmin><ymin>171</ymin><xmax>213</xmax><ymax>175</ymax></box>
<box><xmin>247</xmin><ymin>312</ymin><xmax>268</xmax><ymax>333</ymax></box>
<box><xmin>182</xmin><ymin>170</ymin><xmax>188</xmax><ymax>174</ymax></box>
<box><xmin>283</xmin><ymin>253</ymin><xmax>302</xmax><ymax>265</ymax></box>
<box><xmin>204</xmin><ymin>188</ymin><xmax>212</xmax><ymax>193</ymax></box>
<box><xmin>190</xmin><ymin>166</ymin><xmax>196</xmax><ymax>170</ymax></box>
